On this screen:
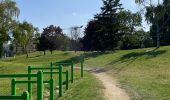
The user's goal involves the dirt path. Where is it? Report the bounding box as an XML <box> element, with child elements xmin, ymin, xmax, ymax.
<box><xmin>85</xmin><ymin>68</ymin><xmax>130</xmax><ymax>100</ymax></box>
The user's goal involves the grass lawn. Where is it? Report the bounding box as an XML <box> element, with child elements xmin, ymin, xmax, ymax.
<box><xmin>84</xmin><ymin>46</ymin><xmax>170</xmax><ymax>100</ymax></box>
<box><xmin>0</xmin><ymin>51</ymin><xmax>104</xmax><ymax>100</ymax></box>
<box><xmin>1</xmin><ymin>46</ymin><xmax>170</xmax><ymax>100</ymax></box>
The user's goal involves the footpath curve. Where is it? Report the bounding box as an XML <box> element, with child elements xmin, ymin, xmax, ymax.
<box><xmin>78</xmin><ymin>67</ymin><xmax>130</xmax><ymax>100</ymax></box>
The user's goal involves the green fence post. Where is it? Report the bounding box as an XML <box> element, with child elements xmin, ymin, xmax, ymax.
<box><xmin>71</xmin><ymin>62</ymin><xmax>74</xmax><ymax>83</ymax></box>
<box><xmin>81</xmin><ymin>60</ymin><xmax>84</xmax><ymax>78</ymax></box>
<box><xmin>37</xmin><ymin>71</ymin><xmax>44</xmax><ymax>100</ymax></box>
<box><xmin>50</xmin><ymin>78</ymin><xmax>54</xmax><ymax>100</ymax></box>
<box><xmin>22</xmin><ymin>91</ymin><xmax>29</xmax><ymax>100</ymax></box>
<box><xmin>80</xmin><ymin>55</ymin><xmax>84</xmax><ymax>78</ymax></box>
<box><xmin>50</xmin><ymin>62</ymin><xmax>53</xmax><ymax>79</ymax></box>
<box><xmin>22</xmin><ymin>91</ymin><xmax>30</xmax><ymax>100</ymax></box>
<box><xmin>59</xmin><ymin>65</ymin><xmax>62</xmax><ymax>97</ymax></box>
<box><xmin>28</xmin><ymin>66</ymin><xmax>32</xmax><ymax>99</ymax></box>
<box><xmin>11</xmin><ymin>78</ymin><xmax>16</xmax><ymax>95</ymax></box>
<box><xmin>66</xmin><ymin>70</ymin><xmax>69</xmax><ymax>90</ymax></box>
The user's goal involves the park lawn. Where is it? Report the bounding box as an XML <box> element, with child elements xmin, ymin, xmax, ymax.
<box><xmin>84</xmin><ymin>46</ymin><xmax>170</xmax><ymax>100</ymax></box>
<box><xmin>0</xmin><ymin>51</ymin><xmax>104</xmax><ymax>100</ymax></box>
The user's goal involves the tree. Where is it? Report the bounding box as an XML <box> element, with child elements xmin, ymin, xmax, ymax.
<box><xmin>135</xmin><ymin>0</ymin><xmax>164</xmax><ymax>48</ymax></box>
<box><xmin>83</xmin><ymin>0</ymin><xmax>124</xmax><ymax>52</ymax></box>
<box><xmin>0</xmin><ymin>0</ymin><xmax>19</xmax><ymax>57</ymax></box>
<box><xmin>70</xmin><ymin>26</ymin><xmax>83</xmax><ymax>52</ymax></box>
<box><xmin>38</xmin><ymin>25</ymin><xmax>64</xmax><ymax>54</ymax></box>
<box><xmin>37</xmin><ymin>35</ymin><xmax>48</xmax><ymax>55</ymax></box>
<box><xmin>82</xmin><ymin>10</ymin><xmax>142</xmax><ymax>51</ymax></box>
<box><xmin>12</xmin><ymin>21</ymin><xmax>35</xmax><ymax>58</ymax></box>
<box><xmin>82</xmin><ymin>19</ymin><xmax>105</xmax><ymax>51</ymax></box>
<box><xmin>118</xmin><ymin>10</ymin><xmax>142</xmax><ymax>33</ymax></box>
<box><xmin>94</xmin><ymin>0</ymin><xmax>123</xmax><ymax>51</ymax></box>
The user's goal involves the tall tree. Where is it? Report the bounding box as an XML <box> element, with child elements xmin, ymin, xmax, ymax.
<box><xmin>39</xmin><ymin>25</ymin><xmax>64</xmax><ymax>54</ymax></box>
<box><xmin>94</xmin><ymin>0</ymin><xmax>123</xmax><ymax>51</ymax></box>
<box><xmin>12</xmin><ymin>21</ymin><xmax>35</xmax><ymax>58</ymax></box>
<box><xmin>0</xmin><ymin>0</ymin><xmax>19</xmax><ymax>57</ymax></box>
<box><xmin>70</xmin><ymin>26</ymin><xmax>83</xmax><ymax>52</ymax></box>
<box><xmin>135</xmin><ymin>0</ymin><xmax>164</xmax><ymax>48</ymax></box>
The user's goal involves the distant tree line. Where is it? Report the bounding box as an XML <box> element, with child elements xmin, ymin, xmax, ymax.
<box><xmin>2</xmin><ymin>0</ymin><xmax>170</xmax><ymax>58</ymax></box>
<box><xmin>37</xmin><ymin>25</ymin><xmax>73</xmax><ymax>55</ymax></box>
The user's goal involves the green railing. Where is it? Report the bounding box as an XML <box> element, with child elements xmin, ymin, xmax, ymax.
<box><xmin>0</xmin><ymin>91</ymin><xmax>29</xmax><ymax>100</ymax></box>
<box><xmin>0</xmin><ymin>56</ymin><xmax>84</xmax><ymax>100</ymax></box>
<box><xmin>11</xmin><ymin>78</ymin><xmax>54</xmax><ymax>100</ymax></box>
<box><xmin>28</xmin><ymin>65</ymin><xmax>68</xmax><ymax>98</ymax></box>
<box><xmin>52</xmin><ymin>61</ymin><xmax>74</xmax><ymax>83</ymax></box>
<box><xmin>0</xmin><ymin>71</ymin><xmax>44</xmax><ymax>100</ymax></box>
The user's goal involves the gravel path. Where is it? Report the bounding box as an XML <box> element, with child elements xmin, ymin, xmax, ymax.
<box><xmin>85</xmin><ymin>68</ymin><xmax>130</xmax><ymax>100</ymax></box>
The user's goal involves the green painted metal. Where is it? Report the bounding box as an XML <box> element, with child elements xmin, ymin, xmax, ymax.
<box><xmin>7</xmin><ymin>71</ymin><xmax>43</xmax><ymax>100</ymax></box>
<box><xmin>80</xmin><ymin>55</ymin><xmax>84</xmax><ymax>78</ymax></box>
<box><xmin>13</xmin><ymin>80</ymin><xmax>50</xmax><ymax>84</ymax></box>
<box><xmin>29</xmin><ymin>65</ymin><xmax>70</xmax><ymax>98</ymax></box>
<box><xmin>12</xmin><ymin>80</ymin><xmax>53</xmax><ymax>100</ymax></box>
<box><xmin>50</xmin><ymin>78</ymin><xmax>54</xmax><ymax>100</ymax></box>
<box><xmin>81</xmin><ymin>60</ymin><xmax>84</xmax><ymax>77</ymax></box>
<box><xmin>58</xmin><ymin>65</ymin><xmax>62</xmax><ymax>97</ymax></box>
<box><xmin>30</xmin><ymin>67</ymin><xmax>59</xmax><ymax>70</ymax></box>
<box><xmin>0</xmin><ymin>74</ymin><xmax>36</xmax><ymax>78</ymax></box>
<box><xmin>50</xmin><ymin>62</ymin><xmax>53</xmax><ymax>79</ymax></box>
<box><xmin>0</xmin><ymin>91</ymin><xmax>29</xmax><ymax>100</ymax></box>
<box><xmin>11</xmin><ymin>78</ymin><xmax>16</xmax><ymax>95</ymax></box>
<box><xmin>43</xmin><ymin>72</ymin><xmax>67</xmax><ymax>74</ymax></box>
<box><xmin>37</xmin><ymin>71</ymin><xmax>44</xmax><ymax>100</ymax></box>
<box><xmin>52</xmin><ymin>61</ymin><xmax>74</xmax><ymax>83</ymax></box>
<box><xmin>22</xmin><ymin>91</ymin><xmax>29</xmax><ymax>100</ymax></box>
<box><xmin>0</xmin><ymin>95</ymin><xmax>22</xmax><ymax>99</ymax></box>
<box><xmin>66</xmin><ymin>70</ymin><xmax>69</xmax><ymax>90</ymax></box>
<box><xmin>71</xmin><ymin>62</ymin><xmax>74</xmax><ymax>83</ymax></box>
<box><xmin>28</xmin><ymin>66</ymin><xmax>32</xmax><ymax>99</ymax></box>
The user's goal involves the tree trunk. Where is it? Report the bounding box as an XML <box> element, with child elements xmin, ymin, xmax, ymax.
<box><xmin>44</xmin><ymin>50</ymin><xmax>46</xmax><ymax>55</ymax></box>
<box><xmin>15</xmin><ymin>44</ymin><xmax>18</xmax><ymax>54</ymax></box>
<box><xmin>156</xmin><ymin>24</ymin><xmax>160</xmax><ymax>48</ymax></box>
<box><xmin>25</xmin><ymin>45</ymin><xmax>28</xmax><ymax>58</ymax></box>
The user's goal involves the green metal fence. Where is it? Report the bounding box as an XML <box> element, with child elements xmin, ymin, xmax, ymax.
<box><xmin>0</xmin><ymin>57</ymin><xmax>84</xmax><ymax>100</ymax></box>
<box><xmin>0</xmin><ymin>91</ymin><xmax>29</xmax><ymax>100</ymax></box>
<box><xmin>52</xmin><ymin>61</ymin><xmax>74</xmax><ymax>83</ymax></box>
<box><xmin>28</xmin><ymin>65</ymin><xmax>68</xmax><ymax>98</ymax></box>
<box><xmin>0</xmin><ymin>71</ymin><xmax>44</xmax><ymax>100</ymax></box>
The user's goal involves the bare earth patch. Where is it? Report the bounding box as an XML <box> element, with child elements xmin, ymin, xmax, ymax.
<box><xmin>87</xmin><ymin>68</ymin><xmax>130</xmax><ymax>100</ymax></box>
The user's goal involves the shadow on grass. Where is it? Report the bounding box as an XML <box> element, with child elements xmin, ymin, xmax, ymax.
<box><xmin>27</xmin><ymin>55</ymin><xmax>42</xmax><ymax>58</ymax></box>
<box><xmin>58</xmin><ymin>51</ymin><xmax>109</xmax><ymax>64</ymax></box>
<box><xmin>113</xmin><ymin>49</ymin><xmax>167</xmax><ymax>64</ymax></box>
<box><xmin>104</xmin><ymin>49</ymin><xmax>167</xmax><ymax>74</ymax></box>
<box><xmin>54</xmin><ymin>49</ymin><xmax>167</xmax><ymax>74</ymax></box>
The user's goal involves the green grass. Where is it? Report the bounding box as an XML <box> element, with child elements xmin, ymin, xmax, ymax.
<box><xmin>0</xmin><ymin>51</ymin><xmax>104</xmax><ymax>100</ymax></box>
<box><xmin>2</xmin><ymin>46</ymin><xmax>170</xmax><ymax>100</ymax></box>
<box><xmin>59</xmin><ymin>71</ymin><xmax>104</xmax><ymax>100</ymax></box>
<box><xmin>83</xmin><ymin>46</ymin><xmax>170</xmax><ymax>100</ymax></box>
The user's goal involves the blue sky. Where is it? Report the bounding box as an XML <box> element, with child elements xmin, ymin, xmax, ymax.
<box><xmin>15</xmin><ymin>0</ymin><xmax>148</xmax><ymax>34</ymax></box>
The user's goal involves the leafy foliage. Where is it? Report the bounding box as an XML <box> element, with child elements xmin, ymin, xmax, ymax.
<box><xmin>0</xmin><ymin>0</ymin><xmax>19</xmax><ymax>56</ymax></box>
<box><xmin>37</xmin><ymin>25</ymin><xmax>71</xmax><ymax>54</ymax></box>
<box><xmin>82</xmin><ymin>0</ymin><xmax>144</xmax><ymax>51</ymax></box>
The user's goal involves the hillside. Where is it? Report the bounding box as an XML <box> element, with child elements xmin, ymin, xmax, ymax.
<box><xmin>0</xmin><ymin>51</ymin><xmax>104</xmax><ymax>100</ymax></box>
<box><xmin>1</xmin><ymin>46</ymin><xmax>170</xmax><ymax>100</ymax></box>
<box><xmin>84</xmin><ymin>46</ymin><xmax>170</xmax><ymax>100</ymax></box>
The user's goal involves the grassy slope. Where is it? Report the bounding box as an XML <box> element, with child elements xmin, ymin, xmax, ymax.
<box><xmin>84</xmin><ymin>46</ymin><xmax>170</xmax><ymax>100</ymax></box>
<box><xmin>0</xmin><ymin>51</ymin><xmax>104</xmax><ymax>100</ymax></box>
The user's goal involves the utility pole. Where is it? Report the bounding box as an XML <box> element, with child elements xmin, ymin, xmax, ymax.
<box><xmin>70</xmin><ymin>25</ymin><xmax>83</xmax><ymax>52</ymax></box>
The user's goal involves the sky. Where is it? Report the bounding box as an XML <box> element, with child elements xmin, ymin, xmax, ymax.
<box><xmin>15</xmin><ymin>0</ymin><xmax>148</xmax><ymax>35</ymax></box>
